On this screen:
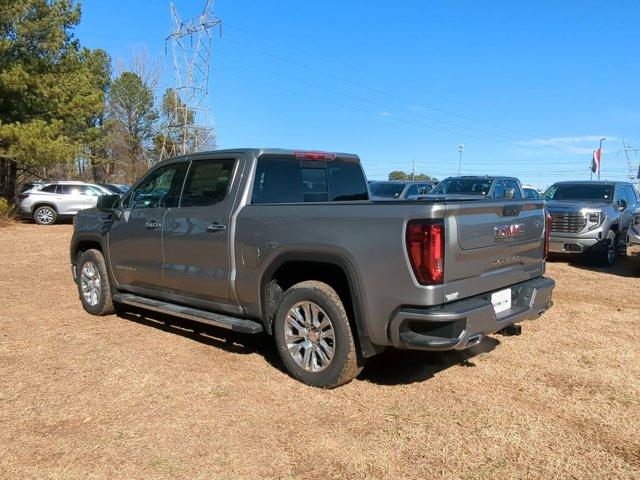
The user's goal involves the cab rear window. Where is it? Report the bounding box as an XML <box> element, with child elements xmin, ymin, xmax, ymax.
<box><xmin>251</xmin><ymin>157</ymin><xmax>368</xmax><ymax>204</ymax></box>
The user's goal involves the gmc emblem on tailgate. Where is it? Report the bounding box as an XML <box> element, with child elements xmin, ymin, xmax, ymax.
<box><xmin>495</xmin><ymin>223</ymin><xmax>524</xmax><ymax>239</ymax></box>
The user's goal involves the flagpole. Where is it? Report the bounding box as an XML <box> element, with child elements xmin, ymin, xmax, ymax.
<box><xmin>598</xmin><ymin>137</ymin><xmax>606</xmax><ymax>180</ymax></box>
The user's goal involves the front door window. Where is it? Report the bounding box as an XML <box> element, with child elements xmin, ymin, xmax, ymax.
<box><xmin>130</xmin><ymin>163</ymin><xmax>188</xmax><ymax>209</ymax></box>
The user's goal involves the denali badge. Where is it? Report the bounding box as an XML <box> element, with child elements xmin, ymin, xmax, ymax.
<box><xmin>492</xmin><ymin>255</ymin><xmax>520</xmax><ymax>266</ymax></box>
<box><xmin>495</xmin><ymin>223</ymin><xmax>524</xmax><ymax>239</ymax></box>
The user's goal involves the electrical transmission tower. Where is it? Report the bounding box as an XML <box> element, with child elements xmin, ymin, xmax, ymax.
<box><xmin>161</xmin><ymin>0</ymin><xmax>221</xmax><ymax>160</ymax></box>
<box><xmin>618</xmin><ymin>139</ymin><xmax>640</xmax><ymax>189</ymax></box>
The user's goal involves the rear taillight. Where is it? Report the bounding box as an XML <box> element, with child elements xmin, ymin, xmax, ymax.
<box><xmin>18</xmin><ymin>194</ymin><xmax>29</xmax><ymax>200</ymax></box>
<box><xmin>544</xmin><ymin>212</ymin><xmax>552</xmax><ymax>259</ymax></box>
<box><xmin>406</xmin><ymin>220</ymin><xmax>445</xmax><ymax>285</ymax></box>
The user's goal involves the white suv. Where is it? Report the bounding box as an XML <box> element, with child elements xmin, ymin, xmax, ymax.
<box><xmin>17</xmin><ymin>181</ymin><xmax>112</xmax><ymax>225</ymax></box>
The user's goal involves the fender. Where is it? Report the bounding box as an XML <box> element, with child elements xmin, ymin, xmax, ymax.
<box><xmin>259</xmin><ymin>249</ymin><xmax>380</xmax><ymax>358</ymax></box>
<box><xmin>70</xmin><ymin>215</ymin><xmax>114</xmax><ymax>281</ymax></box>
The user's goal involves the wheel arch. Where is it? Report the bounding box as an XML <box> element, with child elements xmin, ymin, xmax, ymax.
<box><xmin>31</xmin><ymin>202</ymin><xmax>58</xmax><ymax>213</ymax></box>
<box><xmin>259</xmin><ymin>251</ymin><xmax>379</xmax><ymax>358</ymax></box>
<box><xmin>71</xmin><ymin>233</ymin><xmax>108</xmax><ymax>266</ymax></box>
<box><xmin>74</xmin><ymin>239</ymin><xmax>103</xmax><ymax>262</ymax></box>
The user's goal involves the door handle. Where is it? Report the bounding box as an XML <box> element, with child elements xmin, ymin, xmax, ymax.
<box><xmin>145</xmin><ymin>221</ymin><xmax>161</xmax><ymax>230</ymax></box>
<box><xmin>206</xmin><ymin>223</ymin><xmax>227</xmax><ymax>233</ymax></box>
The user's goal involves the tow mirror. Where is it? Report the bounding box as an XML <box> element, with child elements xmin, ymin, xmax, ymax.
<box><xmin>97</xmin><ymin>194</ymin><xmax>121</xmax><ymax>212</ymax></box>
<box><xmin>504</xmin><ymin>188</ymin><xmax>516</xmax><ymax>199</ymax></box>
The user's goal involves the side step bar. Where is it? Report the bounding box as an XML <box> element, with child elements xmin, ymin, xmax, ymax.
<box><xmin>113</xmin><ymin>293</ymin><xmax>264</xmax><ymax>334</ymax></box>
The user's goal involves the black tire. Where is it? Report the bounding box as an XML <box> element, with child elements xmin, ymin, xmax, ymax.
<box><xmin>33</xmin><ymin>205</ymin><xmax>57</xmax><ymax>225</ymax></box>
<box><xmin>77</xmin><ymin>249</ymin><xmax>115</xmax><ymax>316</ymax></box>
<box><xmin>273</xmin><ymin>281</ymin><xmax>362</xmax><ymax>388</ymax></box>
<box><xmin>594</xmin><ymin>230</ymin><xmax>618</xmax><ymax>266</ymax></box>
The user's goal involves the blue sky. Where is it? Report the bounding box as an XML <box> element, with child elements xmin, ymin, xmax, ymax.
<box><xmin>76</xmin><ymin>0</ymin><xmax>640</xmax><ymax>188</ymax></box>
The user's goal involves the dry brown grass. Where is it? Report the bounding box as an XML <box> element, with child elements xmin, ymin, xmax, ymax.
<box><xmin>0</xmin><ymin>198</ymin><xmax>16</xmax><ymax>227</ymax></box>
<box><xmin>0</xmin><ymin>223</ymin><xmax>639</xmax><ymax>479</ymax></box>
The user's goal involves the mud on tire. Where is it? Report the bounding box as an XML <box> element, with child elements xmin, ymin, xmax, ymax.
<box><xmin>273</xmin><ymin>281</ymin><xmax>362</xmax><ymax>388</ymax></box>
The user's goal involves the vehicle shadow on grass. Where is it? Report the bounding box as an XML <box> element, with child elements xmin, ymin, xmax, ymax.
<box><xmin>358</xmin><ymin>336</ymin><xmax>500</xmax><ymax>386</ymax></box>
<box><xmin>547</xmin><ymin>253</ymin><xmax>639</xmax><ymax>278</ymax></box>
<box><xmin>117</xmin><ymin>308</ymin><xmax>284</xmax><ymax>372</ymax></box>
<box><xmin>117</xmin><ymin>307</ymin><xmax>503</xmax><ymax>386</ymax></box>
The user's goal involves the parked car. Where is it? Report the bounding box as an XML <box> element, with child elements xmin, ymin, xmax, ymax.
<box><xmin>544</xmin><ymin>181</ymin><xmax>639</xmax><ymax>265</ymax></box>
<box><xmin>523</xmin><ymin>187</ymin><xmax>542</xmax><ymax>199</ymax></box>
<box><xmin>427</xmin><ymin>176</ymin><xmax>525</xmax><ymax>199</ymax></box>
<box><xmin>70</xmin><ymin>148</ymin><xmax>555</xmax><ymax>388</ymax></box>
<box><xmin>369</xmin><ymin>180</ymin><xmax>435</xmax><ymax>200</ymax></box>
<box><xmin>17</xmin><ymin>181</ymin><xmax>112</xmax><ymax>225</ymax></box>
<box><xmin>98</xmin><ymin>183</ymin><xmax>130</xmax><ymax>195</ymax></box>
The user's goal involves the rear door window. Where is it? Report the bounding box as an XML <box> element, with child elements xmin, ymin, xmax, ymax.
<box><xmin>252</xmin><ymin>157</ymin><xmax>367</xmax><ymax>204</ymax></box>
<box><xmin>180</xmin><ymin>159</ymin><xmax>235</xmax><ymax>207</ymax></box>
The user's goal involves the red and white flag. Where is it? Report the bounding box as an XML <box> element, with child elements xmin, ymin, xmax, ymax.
<box><xmin>591</xmin><ymin>148</ymin><xmax>601</xmax><ymax>173</ymax></box>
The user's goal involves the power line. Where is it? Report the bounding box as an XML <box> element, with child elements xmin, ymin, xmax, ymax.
<box><xmin>122</xmin><ymin>1</ymin><xmax>618</xmax><ymax>156</ymax></box>
<box><xmin>218</xmin><ymin>70</ymin><xmax>517</xmax><ymax>145</ymax></box>
<box><xmin>216</xmin><ymin>54</ymin><xmax>526</xmax><ymax>144</ymax></box>
<box><xmin>218</xmin><ymin>36</ymin><xmax>593</xmax><ymax>149</ymax></box>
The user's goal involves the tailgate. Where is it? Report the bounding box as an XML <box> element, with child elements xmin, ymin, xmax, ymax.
<box><xmin>443</xmin><ymin>200</ymin><xmax>546</xmax><ymax>302</ymax></box>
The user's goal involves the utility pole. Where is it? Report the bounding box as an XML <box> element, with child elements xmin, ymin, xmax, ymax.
<box><xmin>458</xmin><ymin>144</ymin><xmax>464</xmax><ymax>175</ymax></box>
<box><xmin>411</xmin><ymin>158</ymin><xmax>415</xmax><ymax>180</ymax></box>
<box><xmin>161</xmin><ymin>0</ymin><xmax>222</xmax><ymax>160</ymax></box>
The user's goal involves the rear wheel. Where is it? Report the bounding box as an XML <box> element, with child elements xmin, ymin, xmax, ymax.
<box><xmin>273</xmin><ymin>281</ymin><xmax>361</xmax><ymax>388</ymax></box>
<box><xmin>77</xmin><ymin>249</ymin><xmax>115</xmax><ymax>316</ymax></box>
<box><xmin>33</xmin><ymin>205</ymin><xmax>57</xmax><ymax>225</ymax></box>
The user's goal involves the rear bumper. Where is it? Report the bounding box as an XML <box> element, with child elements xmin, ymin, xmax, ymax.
<box><xmin>18</xmin><ymin>206</ymin><xmax>32</xmax><ymax>218</ymax></box>
<box><xmin>388</xmin><ymin>277</ymin><xmax>555</xmax><ymax>351</ymax></box>
<box><xmin>548</xmin><ymin>235</ymin><xmax>598</xmax><ymax>254</ymax></box>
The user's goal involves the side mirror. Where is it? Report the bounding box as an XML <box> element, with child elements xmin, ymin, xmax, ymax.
<box><xmin>618</xmin><ymin>199</ymin><xmax>628</xmax><ymax>211</ymax></box>
<box><xmin>504</xmin><ymin>188</ymin><xmax>516</xmax><ymax>199</ymax></box>
<box><xmin>97</xmin><ymin>194</ymin><xmax>121</xmax><ymax>212</ymax></box>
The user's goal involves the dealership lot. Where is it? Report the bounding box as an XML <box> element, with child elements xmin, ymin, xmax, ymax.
<box><xmin>1</xmin><ymin>223</ymin><xmax>639</xmax><ymax>479</ymax></box>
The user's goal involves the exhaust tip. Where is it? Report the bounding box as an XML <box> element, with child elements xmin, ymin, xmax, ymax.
<box><xmin>465</xmin><ymin>334</ymin><xmax>483</xmax><ymax>348</ymax></box>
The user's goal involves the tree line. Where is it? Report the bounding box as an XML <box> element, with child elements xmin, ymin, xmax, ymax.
<box><xmin>387</xmin><ymin>171</ymin><xmax>438</xmax><ymax>182</ymax></box>
<box><xmin>0</xmin><ymin>0</ymin><xmax>192</xmax><ymax>200</ymax></box>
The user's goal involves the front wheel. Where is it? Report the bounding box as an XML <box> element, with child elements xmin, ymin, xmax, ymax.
<box><xmin>273</xmin><ymin>281</ymin><xmax>362</xmax><ymax>388</ymax></box>
<box><xmin>594</xmin><ymin>230</ymin><xmax>618</xmax><ymax>266</ymax></box>
<box><xmin>77</xmin><ymin>249</ymin><xmax>115</xmax><ymax>316</ymax></box>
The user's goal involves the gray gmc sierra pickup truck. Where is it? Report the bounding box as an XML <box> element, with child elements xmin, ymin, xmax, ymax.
<box><xmin>545</xmin><ymin>181</ymin><xmax>639</xmax><ymax>265</ymax></box>
<box><xmin>70</xmin><ymin>148</ymin><xmax>555</xmax><ymax>388</ymax></box>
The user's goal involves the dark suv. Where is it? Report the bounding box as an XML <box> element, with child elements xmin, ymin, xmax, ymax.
<box><xmin>427</xmin><ymin>176</ymin><xmax>525</xmax><ymax>199</ymax></box>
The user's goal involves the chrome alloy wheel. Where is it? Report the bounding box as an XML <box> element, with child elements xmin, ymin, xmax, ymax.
<box><xmin>284</xmin><ymin>301</ymin><xmax>335</xmax><ymax>372</ymax></box>
<box><xmin>36</xmin><ymin>207</ymin><xmax>54</xmax><ymax>224</ymax></box>
<box><xmin>80</xmin><ymin>261</ymin><xmax>101</xmax><ymax>306</ymax></box>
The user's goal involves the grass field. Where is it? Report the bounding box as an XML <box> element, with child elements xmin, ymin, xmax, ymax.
<box><xmin>1</xmin><ymin>223</ymin><xmax>639</xmax><ymax>479</ymax></box>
